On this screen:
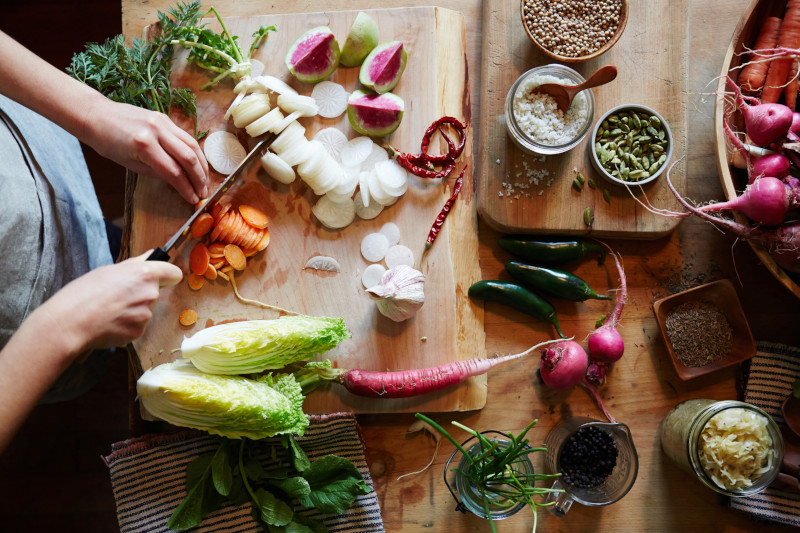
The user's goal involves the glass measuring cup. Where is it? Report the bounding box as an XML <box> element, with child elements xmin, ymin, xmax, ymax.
<box><xmin>543</xmin><ymin>417</ymin><xmax>638</xmax><ymax>516</ymax></box>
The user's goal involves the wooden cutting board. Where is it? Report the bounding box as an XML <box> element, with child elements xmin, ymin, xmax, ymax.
<box><xmin>476</xmin><ymin>0</ymin><xmax>688</xmax><ymax>238</ymax></box>
<box><xmin>128</xmin><ymin>7</ymin><xmax>485</xmax><ymax>414</ymax></box>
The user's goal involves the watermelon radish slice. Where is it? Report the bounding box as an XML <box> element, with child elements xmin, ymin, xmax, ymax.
<box><xmin>359</xmin><ymin>41</ymin><xmax>407</xmax><ymax>94</ymax></box>
<box><xmin>347</xmin><ymin>90</ymin><xmax>404</xmax><ymax>137</ymax></box>
<box><xmin>285</xmin><ymin>26</ymin><xmax>340</xmax><ymax>84</ymax></box>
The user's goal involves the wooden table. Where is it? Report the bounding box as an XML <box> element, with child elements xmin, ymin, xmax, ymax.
<box><xmin>122</xmin><ymin>1</ymin><xmax>800</xmax><ymax>531</ymax></box>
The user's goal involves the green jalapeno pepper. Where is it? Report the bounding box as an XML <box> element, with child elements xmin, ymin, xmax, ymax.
<box><xmin>498</xmin><ymin>236</ymin><xmax>606</xmax><ymax>265</ymax></box>
<box><xmin>504</xmin><ymin>261</ymin><xmax>611</xmax><ymax>302</ymax></box>
<box><xmin>468</xmin><ymin>280</ymin><xmax>566</xmax><ymax>338</ymax></box>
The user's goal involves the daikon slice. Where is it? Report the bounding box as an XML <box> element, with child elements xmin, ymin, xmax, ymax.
<box><xmin>232</xmin><ymin>93</ymin><xmax>271</xmax><ymax>128</ymax></box>
<box><xmin>331</xmin><ymin>164</ymin><xmax>359</xmax><ymax>197</ymax></box>
<box><xmin>324</xmin><ymin>189</ymin><xmax>354</xmax><ymax>203</ymax></box>
<box><xmin>385</xmin><ymin>245</ymin><xmax>415</xmax><ymax>269</ymax></box>
<box><xmin>361</xmin><ymin>142</ymin><xmax>390</xmax><ymax>171</ymax></box>
<box><xmin>358</xmin><ymin>171</ymin><xmax>372</xmax><ymax>208</ymax></box>
<box><xmin>305</xmin><ymin>255</ymin><xmax>341</xmax><ymax>272</ymax></box>
<box><xmin>204</xmin><ymin>131</ymin><xmax>246</xmax><ymax>174</ymax></box>
<box><xmin>314</xmin><ymin>127</ymin><xmax>348</xmax><ymax>162</ymax></box>
<box><xmin>379</xmin><ymin>222</ymin><xmax>401</xmax><ymax>246</ymax></box>
<box><xmin>261</xmin><ymin>151</ymin><xmax>296</xmax><ymax>184</ymax></box>
<box><xmin>245</xmin><ymin>107</ymin><xmax>284</xmax><ymax>137</ymax></box>
<box><xmin>254</xmin><ymin>75</ymin><xmax>298</xmax><ymax>96</ymax></box>
<box><xmin>297</xmin><ymin>141</ymin><xmax>328</xmax><ymax>185</ymax></box>
<box><xmin>354</xmin><ymin>190</ymin><xmax>383</xmax><ymax>220</ymax></box>
<box><xmin>361</xmin><ymin>232</ymin><xmax>390</xmax><ymax>262</ymax></box>
<box><xmin>311</xmin><ymin>81</ymin><xmax>349</xmax><ymax>118</ymax></box>
<box><xmin>270</xmin><ymin>121</ymin><xmax>306</xmax><ymax>154</ymax></box>
<box><xmin>362</xmin><ymin>263</ymin><xmax>386</xmax><ymax>289</ymax></box>
<box><xmin>312</xmin><ymin>195</ymin><xmax>356</xmax><ymax>229</ymax></box>
<box><xmin>277</xmin><ymin>93</ymin><xmax>319</xmax><ymax>117</ymax></box>
<box><xmin>311</xmin><ymin>157</ymin><xmax>345</xmax><ymax>196</ymax></box>
<box><xmin>279</xmin><ymin>136</ymin><xmax>312</xmax><ymax>167</ymax></box>
<box><xmin>272</xmin><ymin>111</ymin><xmax>303</xmax><ymax>135</ymax></box>
<box><xmin>341</xmin><ymin>136</ymin><xmax>375</xmax><ymax>167</ymax></box>
<box><xmin>249</xmin><ymin>59</ymin><xmax>265</xmax><ymax>78</ymax></box>
<box><xmin>374</xmin><ymin>159</ymin><xmax>408</xmax><ymax>196</ymax></box>
<box><xmin>367</xmin><ymin>168</ymin><xmax>396</xmax><ymax>206</ymax></box>
<box><xmin>223</xmin><ymin>91</ymin><xmax>247</xmax><ymax>120</ymax></box>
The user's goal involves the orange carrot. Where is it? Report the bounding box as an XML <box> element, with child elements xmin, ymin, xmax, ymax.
<box><xmin>179</xmin><ymin>309</ymin><xmax>198</xmax><ymax>327</ymax></box>
<box><xmin>239</xmin><ymin>205</ymin><xmax>270</xmax><ymax>229</ymax></box>
<box><xmin>187</xmin><ymin>273</ymin><xmax>205</xmax><ymax>291</ymax></box>
<box><xmin>189</xmin><ymin>243</ymin><xmax>210</xmax><ymax>276</ymax></box>
<box><xmin>762</xmin><ymin>1</ymin><xmax>800</xmax><ymax>103</ymax></box>
<box><xmin>224</xmin><ymin>244</ymin><xmax>247</xmax><ymax>271</ymax></box>
<box><xmin>787</xmin><ymin>58</ymin><xmax>800</xmax><ymax>109</ymax></box>
<box><xmin>190</xmin><ymin>212</ymin><xmax>214</xmax><ymax>239</ymax></box>
<box><xmin>204</xmin><ymin>263</ymin><xmax>218</xmax><ymax>281</ymax></box>
<box><xmin>739</xmin><ymin>16</ymin><xmax>783</xmax><ymax>94</ymax></box>
<box><xmin>256</xmin><ymin>229</ymin><xmax>271</xmax><ymax>251</ymax></box>
<box><xmin>208</xmin><ymin>242</ymin><xmax>226</xmax><ymax>257</ymax></box>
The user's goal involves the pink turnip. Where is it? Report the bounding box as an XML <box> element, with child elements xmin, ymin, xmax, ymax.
<box><xmin>539</xmin><ymin>340</ymin><xmax>588</xmax><ymax>390</ymax></box>
<box><xmin>725</xmin><ymin>76</ymin><xmax>793</xmax><ymax>146</ymax></box>
<box><xmin>587</xmin><ymin>247</ymin><xmax>627</xmax><ymax>363</ymax></box>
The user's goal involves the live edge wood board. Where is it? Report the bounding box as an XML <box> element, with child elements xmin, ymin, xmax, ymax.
<box><xmin>127</xmin><ymin>7</ymin><xmax>486</xmax><ymax>414</ymax></box>
<box><xmin>477</xmin><ymin>0</ymin><xmax>689</xmax><ymax>238</ymax></box>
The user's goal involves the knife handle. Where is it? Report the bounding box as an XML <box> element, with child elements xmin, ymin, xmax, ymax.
<box><xmin>147</xmin><ymin>248</ymin><xmax>171</xmax><ymax>262</ymax></box>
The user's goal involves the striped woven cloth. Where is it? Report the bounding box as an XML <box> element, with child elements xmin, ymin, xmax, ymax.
<box><xmin>104</xmin><ymin>412</ymin><xmax>385</xmax><ymax>532</ymax></box>
<box><xmin>730</xmin><ymin>342</ymin><xmax>800</xmax><ymax>526</ymax></box>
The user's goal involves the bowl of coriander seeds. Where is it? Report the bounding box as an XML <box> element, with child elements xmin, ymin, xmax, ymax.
<box><xmin>520</xmin><ymin>0</ymin><xmax>628</xmax><ymax>62</ymax></box>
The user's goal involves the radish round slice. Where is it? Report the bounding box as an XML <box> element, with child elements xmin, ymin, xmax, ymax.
<box><xmin>362</xmin><ymin>263</ymin><xmax>386</xmax><ymax>289</ymax></box>
<box><xmin>249</xmin><ymin>59</ymin><xmax>265</xmax><ymax>78</ymax></box>
<box><xmin>277</xmin><ymin>94</ymin><xmax>319</xmax><ymax>117</ymax></box>
<box><xmin>311</xmin><ymin>81</ymin><xmax>349</xmax><ymax>118</ymax></box>
<box><xmin>311</xmin><ymin>158</ymin><xmax>345</xmax><ymax>196</ymax></box>
<box><xmin>261</xmin><ymin>151</ymin><xmax>296</xmax><ymax>184</ymax></box>
<box><xmin>312</xmin><ymin>195</ymin><xmax>356</xmax><ymax>229</ymax></box>
<box><xmin>297</xmin><ymin>141</ymin><xmax>328</xmax><ymax>184</ymax></box>
<box><xmin>232</xmin><ymin>93</ymin><xmax>271</xmax><ymax>128</ymax></box>
<box><xmin>272</xmin><ymin>112</ymin><xmax>304</xmax><ymax>135</ymax></box>
<box><xmin>379</xmin><ymin>222</ymin><xmax>401</xmax><ymax>245</ymax></box>
<box><xmin>358</xmin><ymin>171</ymin><xmax>372</xmax><ymax>208</ymax></box>
<box><xmin>385</xmin><ymin>245</ymin><xmax>415</xmax><ymax>269</ymax></box>
<box><xmin>314</xmin><ymin>127</ymin><xmax>348</xmax><ymax>162</ymax></box>
<box><xmin>361</xmin><ymin>142</ymin><xmax>390</xmax><ymax>171</ymax></box>
<box><xmin>368</xmin><ymin>168</ymin><xmax>396</xmax><ymax>206</ymax></box>
<box><xmin>224</xmin><ymin>91</ymin><xmax>247</xmax><ymax>120</ymax></box>
<box><xmin>255</xmin><ymin>75</ymin><xmax>298</xmax><ymax>96</ymax></box>
<box><xmin>280</xmin><ymin>137</ymin><xmax>312</xmax><ymax>167</ymax></box>
<box><xmin>305</xmin><ymin>255</ymin><xmax>341</xmax><ymax>272</ymax></box>
<box><xmin>341</xmin><ymin>136</ymin><xmax>375</xmax><ymax>168</ymax></box>
<box><xmin>374</xmin><ymin>159</ymin><xmax>408</xmax><ymax>197</ymax></box>
<box><xmin>361</xmin><ymin>232</ymin><xmax>390</xmax><ymax>262</ymax></box>
<box><xmin>271</xmin><ymin>121</ymin><xmax>306</xmax><ymax>154</ymax></box>
<box><xmin>245</xmin><ymin>107</ymin><xmax>284</xmax><ymax>137</ymax></box>
<box><xmin>204</xmin><ymin>131</ymin><xmax>246</xmax><ymax>174</ymax></box>
<box><xmin>354</xmin><ymin>191</ymin><xmax>383</xmax><ymax>220</ymax></box>
<box><xmin>332</xmin><ymin>164</ymin><xmax>359</xmax><ymax>197</ymax></box>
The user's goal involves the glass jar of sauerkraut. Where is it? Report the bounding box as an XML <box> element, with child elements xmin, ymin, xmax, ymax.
<box><xmin>659</xmin><ymin>400</ymin><xmax>783</xmax><ymax>496</ymax></box>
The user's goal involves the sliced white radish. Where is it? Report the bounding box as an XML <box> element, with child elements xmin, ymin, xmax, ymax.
<box><xmin>296</xmin><ymin>141</ymin><xmax>328</xmax><ymax>182</ymax></box>
<box><xmin>385</xmin><ymin>245</ymin><xmax>415</xmax><ymax>269</ymax></box>
<box><xmin>310</xmin><ymin>158</ymin><xmax>345</xmax><ymax>196</ymax></box>
<box><xmin>362</xmin><ymin>263</ymin><xmax>386</xmax><ymax>289</ymax></box>
<box><xmin>223</xmin><ymin>91</ymin><xmax>247</xmax><ymax>120</ymax></box>
<box><xmin>270</xmin><ymin>121</ymin><xmax>306</xmax><ymax>154</ymax></box>
<box><xmin>379</xmin><ymin>222</ymin><xmax>401</xmax><ymax>246</ymax></box>
<box><xmin>311</xmin><ymin>81</ymin><xmax>349</xmax><ymax>118</ymax></box>
<box><xmin>361</xmin><ymin>232</ymin><xmax>390</xmax><ymax>262</ymax></box>
<box><xmin>331</xmin><ymin>164</ymin><xmax>359</xmax><ymax>197</ymax></box>
<box><xmin>232</xmin><ymin>93</ymin><xmax>271</xmax><ymax>128</ymax></box>
<box><xmin>203</xmin><ymin>131</ymin><xmax>246</xmax><ymax>174</ymax></box>
<box><xmin>355</xmin><ymin>190</ymin><xmax>383</xmax><ymax>220</ymax></box>
<box><xmin>249</xmin><ymin>59</ymin><xmax>265</xmax><ymax>78</ymax></box>
<box><xmin>255</xmin><ymin>75</ymin><xmax>298</xmax><ymax>96</ymax></box>
<box><xmin>358</xmin><ymin>171</ymin><xmax>372</xmax><ymax>208</ymax></box>
<box><xmin>305</xmin><ymin>255</ymin><xmax>341</xmax><ymax>272</ymax></box>
<box><xmin>367</xmin><ymin>168</ymin><xmax>397</xmax><ymax>206</ymax></box>
<box><xmin>362</xmin><ymin>142</ymin><xmax>390</xmax><ymax>171</ymax></box>
<box><xmin>374</xmin><ymin>159</ymin><xmax>408</xmax><ymax>197</ymax></box>
<box><xmin>261</xmin><ymin>151</ymin><xmax>296</xmax><ymax>184</ymax></box>
<box><xmin>245</xmin><ymin>107</ymin><xmax>284</xmax><ymax>137</ymax></box>
<box><xmin>341</xmin><ymin>136</ymin><xmax>375</xmax><ymax>168</ymax></box>
<box><xmin>272</xmin><ymin>111</ymin><xmax>304</xmax><ymax>135</ymax></box>
<box><xmin>312</xmin><ymin>195</ymin><xmax>356</xmax><ymax>229</ymax></box>
<box><xmin>279</xmin><ymin>137</ymin><xmax>313</xmax><ymax>168</ymax></box>
<box><xmin>314</xmin><ymin>127</ymin><xmax>348</xmax><ymax>162</ymax></box>
<box><xmin>277</xmin><ymin>94</ymin><xmax>319</xmax><ymax>117</ymax></box>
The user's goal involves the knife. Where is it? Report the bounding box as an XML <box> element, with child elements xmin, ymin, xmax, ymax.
<box><xmin>147</xmin><ymin>133</ymin><xmax>276</xmax><ymax>262</ymax></box>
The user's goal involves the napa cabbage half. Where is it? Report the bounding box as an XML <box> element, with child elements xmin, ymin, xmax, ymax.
<box><xmin>180</xmin><ymin>315</ymin><xmax>350</xmax><ymax>375</ymax></box>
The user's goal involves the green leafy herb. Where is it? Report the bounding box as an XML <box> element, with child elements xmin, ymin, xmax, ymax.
<box><xmin>167</xmin><ymin>436</ymin><xmax>371</xmax><ymax>531</ymax></box>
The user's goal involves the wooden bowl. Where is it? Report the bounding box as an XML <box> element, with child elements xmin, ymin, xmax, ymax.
<box><xmin>652</xmin><ymin>279</ymin><xmax>756</xmax><ymax>381</ymax></box>
<box><xmin>714</xmin><ymin>0</ymin><xmax>800</xmax><ymax>298</ymax></box>
<box><xmin>520</xmin><ymin>0</ymin><xmax>629</xmax><ymax>63</ymax></box>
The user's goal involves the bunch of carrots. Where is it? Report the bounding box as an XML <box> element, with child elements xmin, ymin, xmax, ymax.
<box><xmin>738</xmin><ymin>0</ymin><xmax>800</xmax><ymax>108</ymax></box>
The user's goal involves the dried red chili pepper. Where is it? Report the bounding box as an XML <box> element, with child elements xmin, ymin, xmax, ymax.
<box><xmin>387</xmin><ymin>116</ymin><xmax>466</xmax><ymax>179</ymax></box>
<box><xmin>421</xmin><ymin>116</ymin><xmax>466</xmax><ymax>158</ymax></box>
<box><xmin>425</xmin><ymin>168</ymin><xmax>465</xmax><ymax>250</ymax></box>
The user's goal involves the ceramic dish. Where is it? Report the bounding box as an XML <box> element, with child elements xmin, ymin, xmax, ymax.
<box><xmin>652</xmin><ymin>279</ymin><xmax>756</xmax><ymax>381</ymax></box>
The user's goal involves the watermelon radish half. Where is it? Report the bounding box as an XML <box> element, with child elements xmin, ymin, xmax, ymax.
<box><xmin>285</xmin><ymin>26</ymin><xmax>340</xmax><ymax>83</ymax></box>
<box><xmin>359</xmin><ymin>41</ymin><xmax>407</xmax><ymax>94</ymax></box>
<box><xmin>347</xmin><ymin>90</ymin><xmax>404</xmax><ymax>137</ymax></box>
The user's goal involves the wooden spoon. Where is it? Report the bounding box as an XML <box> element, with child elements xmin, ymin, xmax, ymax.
<box><xmin>532</xmin><ymin>65</ymin><xmax>618</xmax><ymax>113</ymax></box>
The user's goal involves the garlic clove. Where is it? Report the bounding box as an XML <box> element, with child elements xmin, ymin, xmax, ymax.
<box><xmin>366</xmin><ymin>264</ymin><xmax>425</xmax><ymax>322</ymax></box>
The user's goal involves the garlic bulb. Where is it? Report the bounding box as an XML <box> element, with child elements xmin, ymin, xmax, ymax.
<box><xmin>366</xmin><ymin>264</ymin><xmax>425</xmax><ymax>322</ymax></box>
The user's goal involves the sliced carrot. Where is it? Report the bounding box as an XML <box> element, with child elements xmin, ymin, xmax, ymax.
<box><xmin>229</xmin><ymin>211</ymin><xmax>246</xmax><ymax>243</ymax></box>
<box><xmin>242</xmin><ymin>247</ymin><xmax>259</xmax><ymax>257</ymax></box>
<box><xmin>187</xmin><ymin>273</ymin><xmax>205</xmax><ymax>291</ymax></box>
<box><xmin>214</xmin><ymin>202</ymin><xmax>232</xmax><ymax>221</ymax></box>
<box><xmin>179</xmin><ymin>309</ymin><xmax>198</xmax><ymax>326</ymax></box>
<box><xmin>209</xmin><ymin>211</ymin><xmax>228</xmax><ymax>242</ymax></box>
<box><xmin>204</xmin><ymin>263</ymin><xmax>218</xmax><ymax>281</ymax></box>
<box><xmin>210</xmin><ymin>257</ymin><xmax>226</xmax><ymax>270</ymax></box>
<box><xmin>217</xmin><ymin>270</ymin><xmax>230</xmax><ymax>282</ymax></box>
<box><xmin>224</xmin><ymin>244</ymin><xmax>247</xmax><ymax>271</ymax></box>
<box><xmin>189</xmin><ymin>243</ymin><xmax>210</xmax><ymax>276</ymax></box>
<box><xmin>216</xmin><ymin>211</ymin><xmax>236</xmax><ymax>244</ymax></box>
<box><xmin>256</xmin><ymin>229</ymin><xmax>271</xmax><ymax>251</ymax></box>
<box><xmin>210</xmin><ymin>202</ymin><xmax>222</xmax><ymax>219</ymax></box>
<box><xmin>208</xmin><ymin>242</ymin><xmax>226</xmax><ymax>258</ymax></box>
<box><xmin>243</xmin><ymin>226</ymin><xmax>261</xmax><ymax>251</ymax></box>
<box><xmin>190</xmin><ymin>212</ymin><xmax>215</xmax><ymax>239</ymax></box>
<box><xmin>739</xmin><ymin>16</ymin><xmax>783</xmax><ymax>94</ymax></box>
<box><xmin>239</xmin><ymin>205</ymin><xmax>270</xmax><ymax>229</ymax></box>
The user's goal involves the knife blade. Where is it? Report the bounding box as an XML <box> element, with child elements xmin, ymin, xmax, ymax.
<box><xmin>147</xmin><ymin>133</ymin><xmax>276</xmax><ymax>261</ymax></box>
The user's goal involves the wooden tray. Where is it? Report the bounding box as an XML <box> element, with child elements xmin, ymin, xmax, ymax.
<box><xmin>128</xmin><ymin>7</ymin><xmax>486</xmax><ymax>414</ymax></box>
<box><xmin>714</xmin><ymin>0</ymin><xmax>800</xmax><ymax>299</ymax></box>
<box><xmin>476</xmin><ymin>0</ymin><xmax>688</xmax><ymax>238</ymax></box>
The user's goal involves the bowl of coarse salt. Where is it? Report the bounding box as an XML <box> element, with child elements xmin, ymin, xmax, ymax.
<box><xmin>505</xmin><ymin>64</ymin><xmax>595</xmax><ymax>156</ymax></box>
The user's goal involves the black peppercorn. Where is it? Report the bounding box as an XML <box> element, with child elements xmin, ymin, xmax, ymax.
<box><xmin>559</xmin><ymin>425</ymin><xmax>618</xmax><ymax>488</ymax></box>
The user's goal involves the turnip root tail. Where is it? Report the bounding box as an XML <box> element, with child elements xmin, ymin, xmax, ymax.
<box><xmin>580</xmin><ymin>378</ymin><xmax>617</xmax><ymax>423</ymax></box>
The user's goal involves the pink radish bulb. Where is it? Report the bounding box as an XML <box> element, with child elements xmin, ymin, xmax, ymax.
<box><xmin>698</xmin><ymin>176</ymin><xmax>789</xmax><ymax>226</ymax></box>
<box><xmin>539</xmin><ymin>340</ymin><xmax>588</xmax><ymax>390</ymax></box>
<box><xmin>750</xmin><ymin>153</ymin><xmax>790</xmax><ymax>182</ymax></box>
<box><xmin>726</xmin><ymin>76</ymin><xmax>793</xmax><ymax>146</ymax></box>
<box><xmin>587</xmin><ymin>247</ymin><xmax>627</xmax><ymax>363</ymax></box>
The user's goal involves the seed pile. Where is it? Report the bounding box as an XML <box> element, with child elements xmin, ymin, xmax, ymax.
<box><xmin>559</xmin><ymin>426</ymin><xmax>618</xmax><ymax>488</ymax></box>
<box><xmin>595</xmin><ymin>109</ymin><xmax>669</xmax><ymax>182</ymax></box>
<box><xmin>665</xmin><ymin>301</ymin><xmax>733</xmax><ymax>367</ymax></box>
<box><xmin>522</xmin><ymin>0</ymin><xmax>623</xmax><ymax>58</ymax></box>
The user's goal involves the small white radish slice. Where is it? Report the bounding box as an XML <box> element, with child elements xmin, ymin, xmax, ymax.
<box><xmin>341</xmin><ymin>136</ymin><xmax>375</xmax><ymax>168</ymax></box>
<box><xmin>312</xmin><ymin>195</ymin><xmax>356</xmax><ymax>229</ymax></box>
<box><xmin>224</xmin><ymin>91</ymin><xmax>247</xmax><ymax>120</ymax></box>
<box><xmin>255</xmin><ymin>75</ymin><xmax>298</xmax><ymax>96</ymax></box>
<box><xmin>277</xmin><ymin>93</ymin><xmax>319</xmax><ymax>117</ymax></box>
<box><xmin>204</xmin><ymin>131</ymin><xmax>246</xmax><ymax>174</ymax></box>
<box><xmin>361</xmin><ymin>232</ymin><xmax>390</xmax><ymax>262</ymax></box>
<box><xmin>374</xmin><ymin>159</ymin><xmax>408</xmax><ymax>197</ymax></box>
<box><xmin>297</xmin><ymin>141</ymin><xmax>328</xmax><ymax>184</ymax></box>
<box><xmin>314</xmin><ymin>127</ymin><xmax>348</xmax><ymax>162</ymax></box>
<box><xmin>311</xmin><ymin>81</ymin><xmax>349</xmax><ymax>118</ymax></box>
<box><xmin>358</xmin><ymin>171</ymin><xmax>372</xmax><ymax>208</ymax></box>
<box><xmin>305</xmin><ymin>255</ymin><xmax>341</xmax><ymax>272</ymax></box>
<box><xmin>379</xmin><ymin>222</ymin><xmax>401</xmax><ymax>245</ymax></box>
<box><xmin>279</xmin><ymin>137</ymin><xmax>312</xmax><ymax>167</ymax></box>
<box><xmin>361</xmin><ymin>142</ymin><xmax>390</xmax><ymax>171</ymax></box>
<box><xmin>385</xmin><ymin>245</ymin><xmax>415</xmax><ymax>269</ymax></box>
<box><xmin>261</xmin><ymin>151</ymin><xmax>296</xmax><ymax>184</ymax></box>
<box><xmin>270</xmin><ymin>121</ymin><xmax>306</xmax><ymax>154</ymax></box>
<box><xmin>355</xmin><ymin>191</ymin><xmax>383</xmax><ymax>220</ymax></box>
<box><xmin>272</xmin><ymin>111</ymin><xmax>303</xmax><ymax>135</ymax></box>
<box><xmin>331</xmin><ymin>164</ymin><xmax>359</xmax><ymax>197</ymax></box>
<box><xmin>249</xmin><ymin>59</ymin><xmax>265</xmax><ymax>78</ymax></box>
<box><xmin>311</xmin><ymin>159</ymin><xmax>345</xmax><ymax>196</ymax></box>
<box><xmin>367</xmin><ymin>168</ymin><xmax>396</xmax><ymax>206</ymax></box>
<box><xmin>362</xmin><ymin>263</ymin><xmax>386</xmax><ymax>289</ymax></box>
<box><xmin>245</xmin><ymin>107</ymin><xmax>284</xmax><ymax>137</ymax></box>
<box><xmin>325</xmin><ymin>189</ymin><xmax>354</xmax><ymax>203</ymax></box>
<box><xmin>232</xmin><ymin>93</ymin><xmax>271</xmax><ymax>128</ymax></box>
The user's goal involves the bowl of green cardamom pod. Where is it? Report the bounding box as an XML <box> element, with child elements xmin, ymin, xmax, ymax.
<box><xmin>589</xmin><ymin>104</ymin><xmax>673</xmax><ymax>187</ymax></box>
